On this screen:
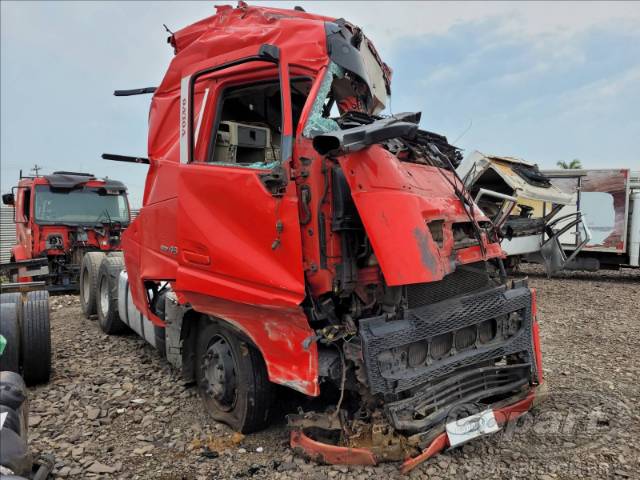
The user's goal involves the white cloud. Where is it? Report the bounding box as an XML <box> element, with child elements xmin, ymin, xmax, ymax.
<box><xmin>270</xmin><ymin>1</ymin><xmax>640</xmax><ymax>46</ymax></box>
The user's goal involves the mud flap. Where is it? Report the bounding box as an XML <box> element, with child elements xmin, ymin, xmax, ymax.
<box><xmin>539</xmin><ymin>212</ymin><xmax>591</xmax><ymax>276</ymax></box>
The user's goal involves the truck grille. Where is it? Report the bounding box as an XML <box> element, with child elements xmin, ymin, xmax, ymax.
<box><xmin>358</xmin><ymin>285</ymin><xmax>536</xmax><ymax>396</ymax></box>
<box><xmin>406</xmin><ymin>262</ymin><xmax>493</xmax><ymax>308</ymax></box>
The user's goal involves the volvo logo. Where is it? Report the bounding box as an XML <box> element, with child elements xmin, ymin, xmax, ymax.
<box><xmin>180</xmin><ymin>97</ymin><xmax>187</xmax><ymax>138</ymax></box>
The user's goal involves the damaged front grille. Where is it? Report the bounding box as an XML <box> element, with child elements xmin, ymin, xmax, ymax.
<box><xmin>385</xmin><ymin>363</ymin><xmax>531</xmax><ymax>434</ymax></box>
<box><xmin>359</xmin><ymin>287</ymin><xmax>535</xmax><ymax>395</ymax></box>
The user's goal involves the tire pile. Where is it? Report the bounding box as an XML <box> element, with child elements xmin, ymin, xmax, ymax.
<box><xmin>0</xmin><ymin>290</ymin><xmax>51</xmax><ymax>385</ymax></box>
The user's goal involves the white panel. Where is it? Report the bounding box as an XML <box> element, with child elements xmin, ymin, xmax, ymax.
<box><xmin>179</xmin><ymin>75</ymin><xmax>191</xmax><ymax>164</ymax></box>
<box><xmin>501</xmin><ymin>235</ymin><xmax>542</xmax><ymax>256</ymax></box>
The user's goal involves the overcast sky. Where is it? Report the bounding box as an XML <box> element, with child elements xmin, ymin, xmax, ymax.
<box><xmin>2</xmin><ymin>1</ymin><xmax>639</xmax><ymax>207</ymax></box>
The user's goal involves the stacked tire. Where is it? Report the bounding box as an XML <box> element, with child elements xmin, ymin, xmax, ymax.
<box><xmin>0</xmin><ymin>291</ymin><xmax>51</xmax><ymax>385</ymax></box>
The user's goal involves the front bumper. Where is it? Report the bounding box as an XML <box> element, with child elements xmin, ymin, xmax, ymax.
<box><xmin>360</xmin><ymin>284</ymin><xmax>538</xmax><ymax>433</ymax></box>
<box><xmin>291</xmin><ymin>386</ymin><xmax>541</xmax><ymax>474</ymax></box>
<box><xmin>290</xmin><ymin>282</ymin><xmax>542</xmax><ymax>472</ymax></box>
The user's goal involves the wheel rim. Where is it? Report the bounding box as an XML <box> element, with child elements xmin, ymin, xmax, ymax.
<box><xmin>202</xmin><ymin>335</ymin><xmax>238</xmax><ymax>412</ymax></box>
<box><xmin>82</xmin><ymin>268</ymin><xmax>91</xmax><ymax>302</ymax></box>
<box><xmin>99</xmin><ymin>277</ymin><xmax>109</xmax><ymax>317</ymax></box>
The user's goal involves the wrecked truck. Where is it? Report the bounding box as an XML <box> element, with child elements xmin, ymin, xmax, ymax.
<box><xmin>94</xmin><ymin>3</ymin><xmax>544</xmax><ymax>472</ymax></box>
<box><xmin>458</xmin><ymin>152</ymin><xmax>590</xmax><ymax>275</ymax></box>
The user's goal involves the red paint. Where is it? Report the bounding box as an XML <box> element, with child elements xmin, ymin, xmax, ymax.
<box><xmin>338</xmin><ymin>151</ymin><xmax>503</xmax><ymax>285</ymax></box>
<box><xmin>182</xmin><ymin>291</ymin><xmax>319</xmax><ymax>396</ymax></box>
<box><xmin>8</xmin><ymin>175</ymin><xmax>128</xmax><ymax>282</ymax></box>
<box><xmin>121</xmin><ymin>3</ymin><xmax>516</xmax><ymax>395</ymax></box>
<box><xmin>290</xmin><ymin>389</ymin><xmax>539</xmax><ymax>474</ymax></box>
<box><xmin>290</xmin><ymin>430</ymin><xmax>378</xmax><ymax>465</ymax></box>
<box><xmin>530</xmin><ymin>289</ymin><xmax>544</xmax><ymax>383</ymax></box>
<box><xmin>399</xmin><ymin>432</ymin><xmax>448</xmax><ymax>474</ymax></box>
<box><xmin>400</xmin><ymin>390</ymin><xmax>538</xmax><ymax>474</ymax></box>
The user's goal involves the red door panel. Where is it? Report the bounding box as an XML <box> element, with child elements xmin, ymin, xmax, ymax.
<box><xmin>176</xmin><ymin>164</ymin><xmax>305</xmax><ymax>307</ymax></box>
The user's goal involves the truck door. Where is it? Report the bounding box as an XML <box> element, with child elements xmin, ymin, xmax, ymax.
<box><xmin>175</xmin><ymin>46</ymin><xmax>305</xmax><ymax>308</ymax></box>
<box><xmin>14</xmin><ymin>186</ymin><xmax>33</xmax><ymax>259</ymax></box>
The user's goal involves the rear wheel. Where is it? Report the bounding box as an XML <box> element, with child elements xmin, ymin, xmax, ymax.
<box><xmin>21</xmin><ymin>299</ymin><xmax>51</xmax><ymax>385</ymax></box>
<box><xmin>80</xmin><ymin>252</ymin><xmax>105</xmax><ymax>318</ymax></box>
<box><xmin>96</xmin><ymin>256</ymin><xmax>127</xmax><ymax>335</ymax></box>
<box><xmin>196</xmin><ymin>320</ymin><xmax>272</xmax><ymax>433</ymax></box>
<box><xmin>26</xmin><ymin>290</ymin><xmax>49</xmax><ymax>303</ymax></box>
<box><xmin>0</xmin><ymin>303</ymin><xmax>21</xmax><ymax>374</ymax></box>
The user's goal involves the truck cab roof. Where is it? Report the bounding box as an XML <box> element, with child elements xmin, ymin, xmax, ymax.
<box><xmin>17</xmin><ymin>172</ymin><xmax>127</xmax><ymax>192</ymax></box>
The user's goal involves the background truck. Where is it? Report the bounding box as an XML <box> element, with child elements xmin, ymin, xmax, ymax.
<box><xmin>541</xmin><ymin>168</ymin><xmax>640</xmax><ymax>271</ymax></box>
<box><xmin>2</xmin><ymin>171</ymin><xmax>130</xmax><ymax>300</ymax></box>
<box><xmin>458</xmin><ymin>151</ymin><xmax>591</xmax><ymax>275</ymax></box>
<box><xmin>89</xmin><ymin>3</ymin><xmax>544</xmax><ymax>472</ymax></box>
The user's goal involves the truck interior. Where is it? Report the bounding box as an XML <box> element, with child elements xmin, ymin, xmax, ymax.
<box><xmin>206</xmin><ymin>78</ymin><xmax>312</xmax><ymax>165</ymax></box>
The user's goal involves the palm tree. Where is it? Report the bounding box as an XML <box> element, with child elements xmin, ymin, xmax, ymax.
<box><xmin>556</xmin><ymin>159</ymin><xmax>582</xmax><ymax>169</ymax></box>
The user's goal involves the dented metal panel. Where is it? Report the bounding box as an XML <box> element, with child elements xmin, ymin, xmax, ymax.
<box><xmin>458</xmin><ymin>151</ymin><xmax>574</xmax><ymax>205</ymax></box>
<box><xmin>337</xmin><ymin>147</ymin><xmax>502</xmax><ymax>286</ymax></box>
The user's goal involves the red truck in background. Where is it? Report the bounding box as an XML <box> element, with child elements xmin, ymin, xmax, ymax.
<box><xmin>89</xmin><ymin>3</ymin><xmax>545</xmax><ymax>472</ymax></box>
<box><xmin>2</xmin><ymin>171</ymin><xmax>130</xmax><ymax>302</ymax></box>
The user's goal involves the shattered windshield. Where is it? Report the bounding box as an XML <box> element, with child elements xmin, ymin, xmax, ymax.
<box><xmin>304</xmin><ymin>62</ymin><xmax>382</xmax><ymax>137</ymax></box>
<box><xmin>304</xmin><ymin>22</ymin><xmax>391</xmax><ymax>137</ymax></box>
<box><xmin>34</xmin><ymin>186</ymin><xmax>129</xmax><ymax>224</ymax></box>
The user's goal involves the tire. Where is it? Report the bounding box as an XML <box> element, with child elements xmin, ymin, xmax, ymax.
<box><xmin>0</xmin><ymin>405</ymin><xmax>22</xmax><ymax>435</ymax></box>
<box><xmin>21</xmin><ymin>299</ymin><xmax>51</xmax><ymax>385</ymax></box>
<box><xmin>26</xmin><ymin>290</ymin><xmax>49</xmax><ymax>303</ymax></box>
<box><xmin>79</xmin><ymin>251</ymin><xmax>105</xmax><ymax>318</ymax></box>
<box><xmin>96</xmin><ymin>256</ymin><xmax>127</xmax><ymax>335</ymax></box>
<box><xmin>0</xmin><ymin>303</ymin><xmax>21</xmax><ymax>374</ymax></box>
<box><xmin>196</xmin><ymin>320</ymin><xmax>272</xmax><ymax>433</ymax></box>
<box><xmin>0</xmin><ymin>293</ymin><xmax>22</xmax><ymax>305</ymax></box>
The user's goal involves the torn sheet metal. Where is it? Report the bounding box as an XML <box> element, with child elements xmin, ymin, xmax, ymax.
<box><xmin>458</xmin><ymin>151</ymin><xmax>574</xmax><ymax>205</ymax></box>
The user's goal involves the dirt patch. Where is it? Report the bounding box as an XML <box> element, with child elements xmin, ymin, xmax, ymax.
<box><xmin>27</xmin><ymin>265</ymin><xmax>640</xmax><ymax>479</ymax></box>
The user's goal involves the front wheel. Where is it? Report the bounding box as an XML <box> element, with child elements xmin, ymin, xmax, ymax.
<box><xmin>196</xmin><ymin>320</ymin><xmax>272</xmax><ymax>433</ymax></box>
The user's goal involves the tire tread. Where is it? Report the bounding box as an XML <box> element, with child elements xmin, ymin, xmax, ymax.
<box><xmin>21</xmin><ymin>298</ymin><xmax>51</xmax><ymax>385</ymax></box>
<box><xmin>80</xmin><ymin>252</ymin><xmax>106</xmax><ymax>318</ymax></box>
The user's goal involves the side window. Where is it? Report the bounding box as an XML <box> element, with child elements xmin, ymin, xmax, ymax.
<box><xmin>22</xmin><ymin>188</ymin><xmax>31</xmax><ymax>221</ymax></box>
<box><xmin>206</xmin><ymin>78</ymin><xmax>311</xmax><ymax>166</ymax></box>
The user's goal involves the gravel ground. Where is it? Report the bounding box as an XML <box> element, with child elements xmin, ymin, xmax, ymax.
<box><xmin>26</xmin><ymin>265</ymin><xmax>640</xmax><ymax>479</ymax></box>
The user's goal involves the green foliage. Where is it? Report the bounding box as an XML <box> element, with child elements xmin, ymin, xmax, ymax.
<box><xmin>556</xmin><ymin>159</ymin><xmax>583</xmax><ymax>169</ymax></box>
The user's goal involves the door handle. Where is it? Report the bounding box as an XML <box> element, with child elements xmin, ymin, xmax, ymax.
<box><xmin>183</xmin><ymin>250</ymin><xmax>211</xmax><ymax>265</ymax></box>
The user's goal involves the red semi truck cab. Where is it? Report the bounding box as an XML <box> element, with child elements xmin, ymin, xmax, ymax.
<box><xmin>2</xmin><ymin>171</ymin><xmax>130</xmax><ymax>290</ymax></box>
<box><xmin>98</xmin><ymin>3</ymin><xmax>544</xmax><ymax>471</ymax></box>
